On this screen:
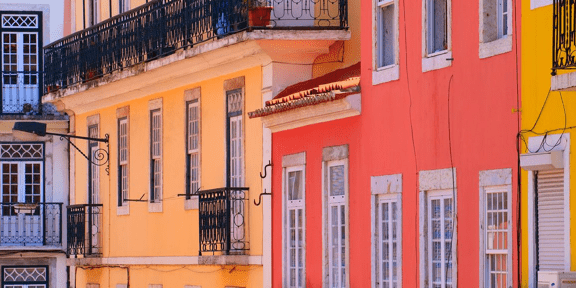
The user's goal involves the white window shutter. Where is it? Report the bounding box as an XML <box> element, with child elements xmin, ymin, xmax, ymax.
<box><xmin>537</xmin><ymin>169</ymin><xmax>565</xmax><ymax>271</ymax></box>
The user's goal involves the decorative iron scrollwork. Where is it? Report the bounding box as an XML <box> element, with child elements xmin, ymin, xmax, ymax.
<box><xmin>60</xmin><ymin>134</ymin><xmax>110</xmax><ymax>175</ymax></box>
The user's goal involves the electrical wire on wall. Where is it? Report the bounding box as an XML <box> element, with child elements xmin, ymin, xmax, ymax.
<box><xmin>445</xmin><ymin>74</ymin><xmax>457</xmax><ymax>286</ymax></box>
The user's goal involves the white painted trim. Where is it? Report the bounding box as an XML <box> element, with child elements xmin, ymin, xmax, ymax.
<box><xmin>531</xmin><ymin>0</ymin><xmax>552</xmax><ymax>10</ymax></box>
<box><xmin>478</xmin><ymin>169</ymin><xmax>513</xmax><ymax>288</ymax></box>
<box><xmin>479</xmin><ymin>36</ymin><xmax>513</xmax><ymax>59</ymax></box>
<box><xmin>283</xmin><ymin>164</ymin><xmax>306</xmax><ymax>288</ymax></box>
<box><xmin>371</xmin><ymin>174</ymin><xmax>402</xmax><ymax>288</ymax></box>
<box><xmin>261</xmin><ymin>93</ymin><xmax>361</xmax><ymax>133</ymax></box>
<box><xmin>422</xmin><ymin>0</ymin><xmax>452</xmax><ymax>72</ymax></box>
<box><xmin>526</xmin><ymin>133</ymin><xmax>571</xmax><ymax>287</ymax></box>
<box><xmin>261</xmin><ymin>64</ymin><xmax>273</xmax><ymax>288</ymax></box>
<box><xmin>373</xmin><ymin>65</ymin><xmax>400</xmax><ymax>85</ymax></box>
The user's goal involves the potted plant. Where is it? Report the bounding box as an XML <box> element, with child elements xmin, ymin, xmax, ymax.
<box><xmin>13</xmin><ymin>203</ymin><xmax>38</xmax><ymax>215</ymax></box>
<box><xmin>248</xmin><ymin>0</ymin><xmax>273</xmax><ymax>27</ymax></box>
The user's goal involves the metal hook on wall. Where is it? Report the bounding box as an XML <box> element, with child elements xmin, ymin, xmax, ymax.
<box><xmin>254</xmin><ymin>160</ymin><xmax>273</xmax><ymax>206</ymax></box>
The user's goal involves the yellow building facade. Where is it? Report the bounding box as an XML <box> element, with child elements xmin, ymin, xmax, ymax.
<box><xmin>521</xmin><ymin>0</ymin><xmax>576</xmax><ymax>286</ymax></box>
<box><xmin>44</xmin><ymin>0</ymin><xmax>357</xmax><ymax>287</ymax></box>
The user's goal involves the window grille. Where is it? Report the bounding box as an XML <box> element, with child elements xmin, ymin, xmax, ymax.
<box><xmin>3</xmin><ymin>266</ymin><xmax>47</xmax><ymax>283</ymax></box>
<box><xmin>1</xmin><ymin>15</ymin><xmax>38</xmax><ymax>29</ymax></box>
<box><xmin>187</xmin><ymin>101</ymin><xmax>200</xmax><ymax>197</ymax></box>
<box><xmin>0</xmin><ymin>144</ymin><xmax>43</xmax><ymax>160</ymax></box>
<box><xmin>328</xmin><ymin>162</ymin><xmax>346</xmax><ymax>288</ymax></box>
<box><xmin>150</xmin><ymin>109</ymin><xmax>162</xmax><ymax>202</ymax></box>
<box><xmin>286</xmin><ymin>167</ymin><xmax>305</xmax><ymax>288</ymax></box>
<box><xmin>427</xmin><ymin>191</ymin><xmax>454</xmax><ymax>288</ymax></box>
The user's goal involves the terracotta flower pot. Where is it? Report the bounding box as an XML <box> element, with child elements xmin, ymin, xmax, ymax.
<box><xmin>249</xmin><ymin>6</ymin><xmax>273</xmax><ymax>27</ymax></box>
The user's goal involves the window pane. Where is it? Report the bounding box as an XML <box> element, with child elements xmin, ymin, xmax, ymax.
<box><xmin>378</xmin><ymin>4</ymin><xmax>395</xmax><ymax>67</ymax></box>
<box><xmin>288</xmin><ymin>170</ymin><xmax>303</xmax><ymax>200</ymax></box>
<box><xmin>330</xmin><ymin>165</ymin><xmax>345</xmax><ymax>196</ymax></box>
<box><xmin>429</xmin><ymin>0</ymin><xmax>447</xmax><ymax>53</ymax></box>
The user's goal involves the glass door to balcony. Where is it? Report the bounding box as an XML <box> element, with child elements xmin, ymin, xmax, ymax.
<box><xmin>0</xmin><ymin>162</ymin><xmax>43</xmax><ymax>246</ymax></box>
<box><xmin>1</xmin><ymin>31</ymin><xmax>39</xmax><ymax>113</ymax></box>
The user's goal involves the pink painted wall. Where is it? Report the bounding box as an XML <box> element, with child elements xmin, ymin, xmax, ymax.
<box><xmin>270</xmin><ymin>0</ymin><xmax>521</xmax><ymax>287</ymax></box>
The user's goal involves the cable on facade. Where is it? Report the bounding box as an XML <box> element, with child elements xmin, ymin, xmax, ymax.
<box><xmin>446</xmin><ymin>74</ymin><xmax>457</xmax><ymax>285</ymax></box>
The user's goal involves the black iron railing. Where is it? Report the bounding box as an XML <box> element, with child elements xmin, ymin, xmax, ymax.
<box><xmin>198</xmin><ymin>187</ymin><xmax>249</xmax><ymax>255</ymax></box>
<box><xmin>1</xmin><ymin>71</ymin><xmax>42</xmax><ymax>114</ymax></box>
<box><xmin>553</xmin><ymin>0</ymin><xmax>576</xmax><ymax>74</ymax></box>
<box><xmin>0</xmin><ymin>202</ymin><xmax>62</xmax><ymax>246</ymax></box>
<box><xmin>67</xmin><ymin>204</ymin><xmax>103</xmax><ymax>257</ymax></box>
<box><xmin>43</xmin><ymin>0</ymin><xmax>348</xmax><ymax>91</ymax></box>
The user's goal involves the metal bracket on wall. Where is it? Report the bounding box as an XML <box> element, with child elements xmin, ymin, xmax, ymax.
<box><xmin>254</xmin><ymin>160</ymin><xmax>272</xmax><ymax>206</ymax></box>
<box><xmin>61</xmin><ymin>133</ymin><xmax>110</xmax><ymax>175</ymax></box>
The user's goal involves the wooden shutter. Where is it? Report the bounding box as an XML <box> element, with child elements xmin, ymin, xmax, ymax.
<box><xmin>537</xmin><ymin>169</ymin><xmax>565</xmax><ymax>271</ymax></box>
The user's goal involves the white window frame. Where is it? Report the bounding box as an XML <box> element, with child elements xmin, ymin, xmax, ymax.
<box><xmin>117</xmin><ymin>117</ymin><xmax>129</xmax><ymax>210</ymax></box>
<box><xmin>419</xmin><ymin>168</ymin><xmax>457</xmax><ymax>288</ymax></box>
<box><xmin>184</xmin><ymin>88</ymin><xmax>200</xmax><ymax>211</ymax></box>
<box><xmin>0</xmin><ymin>161</ymin><xmax>44</xmax><ymax>204</ymax></box>
<box><xmin>88</xmin><ymin>0</ymin><xmax>100</xmax><ymax>27</ymax></box>
<box><xmin>478</xmin><ymin>169</ymin><xmax>513</xmax><ymax>288</ymax></box>
<box><xmin>478</xmin><ymin>0</ymin><xmax>513</xmax><ymax>58</ymax></box>
<box><xmin>372</xmin><ymin>0</ymin><xmax>399</xmax><ymax>85</ymax></box>
<box><xmin>187</xmin><ymin>100</ymin><xmax>200</xmax><ymax>197</ymax></box>
<box><xmin>118</xmin><ymin>0</ymin><xmax>130</xmax><ymax>14</ymax></box>
<box><xmin>148</xmin><ymin>99</ymin><xmax>162</xmax><ymax>212</ymax></box>
<box><xmin>422</xmin><ymin>0</ymin><xmax>452</xmax><ymax>72</ymax></box>
<box><xmin>283</xmin><ymin>164</ymin><xmax>306</xmax><ymax>288</ymax></box>
<box><xmin>371</xmin><ymin>174</ymin><xmax>402</xmax><ymax>288</ymax></box>
<box><xmin>523</xmin><ymin>134</ymin><xmax>571</xmax><ymax>287</ymax></box>
<box><xmin>322</xmin><ymin>153</ymin><xmax>349</xmax><ymax>288</ymax></box>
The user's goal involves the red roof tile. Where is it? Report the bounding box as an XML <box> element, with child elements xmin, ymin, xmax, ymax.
<box><xmin>249</xmin><ymin>62</ymin><xmax>360</xmax><ymax>118</ymax></box>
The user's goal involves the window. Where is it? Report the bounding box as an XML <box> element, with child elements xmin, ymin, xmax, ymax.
<box><xmin>3</xmin><ymin>266</ymin><xmax>48</xmax><ymax>288</ymax></box>
<box><xmin>479</xmin><ymin>0</ymin><xmax>512</xmax><ymax>58</ymax></box>
<box><xmin>118</xmin><ymin>117</ymin><xmax>128</xmax><ymax>206</ymax></box>
<box><xmin>426</xmin><ymin>0</ymin><xmax>448</xmax><ymax>54</ymax></box>
<box><xmin>376</xmin><ymin>0</ymin><xmax>396</xmax><ymax>68</ymax></box>
<box><xmin>427</xmin><ymin>190</ymin><xmax>454</xmax><ymax>288</ymax></box>
<box><xmin>227</xmin><ymin>89</ymin><xmax>243</xmax><ymax>187</ymax></box>
<box><xmin>371</xmin><ymin>174</ymin><xmax>402</xmax><ymax>288</ymax></box>
<box><xmin>1</xmin><ymin>13</ymin><xmax>41</xmax><ymax>113</ymax></box>
<box><xmin>326</xmin><ymin>159</ymin><xmax>348</xmax><ymax>288</ymax></box>
<box><xmin>119</xmin><ymin>0</ymin><xmax>130</xmax><ymax>13</ymax></box>
<box><xmin>284</xmin><ymin>165</ymin><xmax>305</xmax><ymax>288</ymax></box>
<box><xmin>89</xmin><ymin>125</ymin><xmax>100</xmax><ymax>205</ymax></box>
<box><xmin>150</xmin><ymin>109</ymin><xmax>162</xmax><ymax>203</ymax></box>
<box><xmin>419</xmin><ymin>168</ymin><xmax>457</xmax><ymax>288</ymax></box>
<box><xmin>186</xmin><ymin>100</ymin><xmax>200</xmax><ymax>198</ymax></box>
<box><xmin>88</xmin><ymin>0</ymin><xmax>99</xmax><ymax>27</ymax></box>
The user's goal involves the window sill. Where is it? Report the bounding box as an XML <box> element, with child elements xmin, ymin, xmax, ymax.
<box><xmin>198</xmin><ymin>255</ymin><xmax>259</xmax><ymax>265</ymax></box>
<box><xmin>148</xmin><ymin>202</ymin><xmax>162</xmax><ymax>213</ymax></box>
<box><xmin>117</xmin><ymin>205</ymin><xmax>129</xmax><ymax>216</ymax></box>
<box><xmin>372</xmin><ymin>64</ymin><xmax>400</xmax><ymax>85</ymax></box>
<box><xmin>184</xmin><ymin>198</ymin><xmax>198</xmax><ymax>210</ymax></box>
<box><xmin>422</xmin><ymin>51</ymin><xmax>452</xmax><ymax>72</ymax></box>
<box><xmin>479</xmin><ymin>36</ymin><xmax>512</xmax><ymax>59</ymax></box>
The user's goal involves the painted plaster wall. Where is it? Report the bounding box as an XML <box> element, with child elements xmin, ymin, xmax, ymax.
<box><xmin>72</xmin><ymin>66</ymin><xmax>265</xmax><ymax>287</ymax></box>
<box><xmin>271</xmin><ymin>0</ymin><xmax>521</xmax><ymax>287</ymax></box>
<box><xmin>520</xmin><ymin>1</ymin><xmax>576</xmax><ymax>287</ymax></box>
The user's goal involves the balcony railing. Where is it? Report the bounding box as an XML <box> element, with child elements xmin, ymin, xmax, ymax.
<box><xmin>198</xmin><ymin>187</ymin><xmax>249</xmax><ymax>255</ymax></box>
<box><xmin>1</xmin><ymin>71</ymin><xmax>42</xmax><ymax>114</ymax></box>
<box><xmin>67</xmin><ymin>204</ymin><xmax>103</xmax><ymax>257</ymax></box>
<box><xmin>0</xmin><ymin>202</ymin><xmax>62</xmax><ymax>246</ymax></box>
<box><xmin>553</xmin><ymin>0</ymin><xmax>576</xmax><ymax>74</ymax></box>
<box><xmin>43</xmin><ymin>0</ymin><xmax>348</xmax><ymax>91</ymax></box>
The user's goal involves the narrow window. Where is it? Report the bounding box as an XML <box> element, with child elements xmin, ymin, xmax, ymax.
<box><xmin>89</xmin><ymin>125</ymin><xmax>100</xmax><ymax>205</ymax></box>
<box><xmin>427</xmin><ymin>0</ymin><xmax>448</xmax><ymax>54</ymax></box>
<box><xmin>88</xmin><ymin>0</ymin><xmax>99</xmax><ymax>26</ymax></box>
<box><xmin>118</xmin><ymin>117</ymin><xmax>128</xmax><ymax>206</ymax></box>
<box><xmin>377</xmin><ymin>0</ymin><xmax>395</xmax><ymax>68</ymax></box>
<box><xmin>226</xmin><ymin>89</ymin><xmax>244</xmax><ymax>251</ymax></box>
<box><xmin>150</xmin><ymin>109</ymin><xmax>162</xmax><ymax>203</ymax></box>
<box><xmin>483</xmin><ymin>186</ymin><xmax>510</xmax><ymax>287</ymax></box>
<box><xmin>376</xmin><ymin>196</ymin><xmax>400</xmax><ymax>287</ymax></box>
<box><xmin>427</xmin><ymin>190</ymin><xmax>454</xmax><ymax>288</ymax></box>
<box><xmin>285</xmin><ymin>166</ymin><xmax>305</xmax><ymax>288</ymax></box>
<box><xmin>119</xmin><ymin>0</ymin><xmax>130</xmax><ymax>13</ymax></box>
<box><xmin>497</xmin><ymin>0</ymin><xmax>509</xmax><ymax>38</ymax></box>
<box><xmin>327</xmin><ymin>161</ymin><xmax>347</xmax><ymax>288</ymax></box>
<box><xmin>186</xmin><ymin>100</ymin><xmax>200</xmax><ymax>198</ymax></box>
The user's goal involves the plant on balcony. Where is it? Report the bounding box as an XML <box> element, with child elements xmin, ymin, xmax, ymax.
<box><xmin>247</xmin><ymin>0</ymin><xmax>273</xmax><ymax>27</ymax></box>
<box><xmin>13</xmin><ymin>203</ymin><xmax>38</xmax><ymax>214</ymax></box>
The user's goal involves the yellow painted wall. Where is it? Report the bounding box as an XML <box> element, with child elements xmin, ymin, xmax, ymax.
<box><xmin>72</xmin><ymin>66</ymin><xmax>264</xmax><ymax>287</ymax></box>
<box><xmin>73</xmin><ymin>0</ymin><xmax>146</xmax><ymax>30</ymax></box>
<box><xmin>521</xmin><ymin>1</ymin><xmax>576</xmax><ymax>286</ymax></box>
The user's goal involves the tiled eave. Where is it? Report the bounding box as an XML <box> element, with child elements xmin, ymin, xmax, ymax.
<box><xmin>254</xmin><ymin>92</ymin><xmax>361</xmax><ymax>132</ymax></box>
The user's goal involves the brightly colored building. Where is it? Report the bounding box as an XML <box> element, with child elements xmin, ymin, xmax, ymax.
<box><xmin>42</xmin><ymin>0</ymin><xmax>354</xmax><ymax>287</ymax></box>
<box><xmin>250</xmin><ymin>0</ymin><xmax>521</xmax><ymax>286</ymax></box>
<box><xmin>0</xmin><ymin>1</ymin><xmax>70</xmax><ymax>287</ymax></box>
<box><xmin>520</xmin><ymin>0</ymin><xmax>576</xmax><ymax>287</ymax></box>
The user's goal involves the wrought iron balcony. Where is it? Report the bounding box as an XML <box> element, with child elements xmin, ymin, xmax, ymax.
<box><xmin>198</xmin><ymin>187</ymin><xmax>249</xmax><ymax>255</ymax></box>
<box><xmin>553</xmin><ymin>0</ymin><xmax>576</xmax><ymax>74</ymax></box>
<box><xmin>67</xmin><ymin>204</ymin><xmax>103</xmax><ymax>257</ymax></box>
<box><xmin>0</xmin><ymin>202</ymin><xmax>62</xmax><ymax>247</ymax></box>
<box><xmin>1</xmin><ymin>71</ymin><xmax>42</xmax><ymax>114</ymax></box>
<box><xmin>43</xmin><ymin>0</ymin><xmax>348</xmax><ymax>92</ymax></box>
